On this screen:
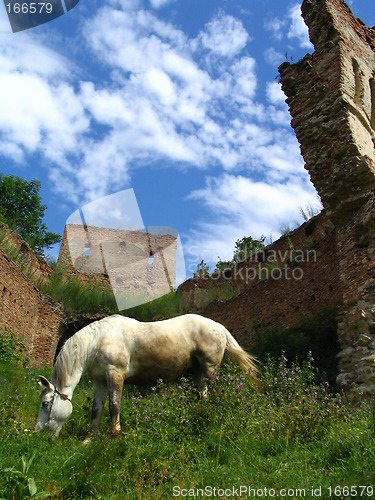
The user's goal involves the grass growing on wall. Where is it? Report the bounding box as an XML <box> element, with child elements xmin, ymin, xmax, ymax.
<box><xmin>45</xmin><ymin>273</ymin><xmax>182</xmax><ymax>319</ymax></box>
<box><xmin>0</xmin><ymin>341</ymin><xmax>374</xmax><ymax>500</ymax></box>
<box><xmin>41</xmin><ymin>267</ymin><xmax>118</xmax><ymax>316</ymax></box>
<box><xmin>0</xmin><ymin>226</ymin><xmax>44</xmax><ymax>281</ymax></box>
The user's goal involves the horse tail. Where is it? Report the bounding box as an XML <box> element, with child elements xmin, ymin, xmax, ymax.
<box><xmin>223</xmin><ymin>327</ymin><xmax>259</xmax><ymax>383</ymax></box>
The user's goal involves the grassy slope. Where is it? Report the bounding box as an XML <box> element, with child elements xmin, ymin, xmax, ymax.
<box><xmin>0</xmin><ymin>356</ymin><xmax>374</xmax><ymax>500</ymax></box>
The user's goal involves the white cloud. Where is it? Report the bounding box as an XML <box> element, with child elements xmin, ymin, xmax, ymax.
<box><xmin>185</xmin><ymin>173</ymin><xmax>319</xmax><ymax>269</ymax></box>
<box><xmin>264</xmin><ymin>17</ymin><xmax>286</xmax><ymax>41</ymax></box>
<box><xmin>79</xmin><ymin>82</ymin><xmax>135</xmax><ymax>126</ymax></box>
<box><xmin>194</xmin><ymin>11</ymin><xmax>249</xmax><ymax>58</ymax></box>
<box><xmin>264</xmin><ymin>47</ymin><xmax>285</xmax><ymax>67</ymax></box>
<box><xmin>0</xmin><ymin>0</ymin><xmax>318</xmax><ymax>262</ymax></box>
<box><xmin>287</xmin><ymin>4</ymin><xmax>313</xmax><ymax>49</ymax></box>
<box><xmin>149</xmin><ymin>0</ymin><xmax>174</xmax><ymax>9</ymax></box>
<box><xmin>0</xmin><ymin>141</ymin><xmax>25</xmax><ymax>163</ymax></box>
<box><xmin>264</xmin><ymin>82</ymin><xmax>291</xmax><ymax>126</ymax></box>
<box><xmin>266</xmin><ymin>82</ymin><xmax>286</xmax><ymax>106</ymax></box>
<box><xmin>84</xmin><ymin>5</ymin><xmax>189</xmax><ymax>74</ymax></box>
<box><xmin>0</xmin><ymin>30</ymin><xmax>88</xmax><ymax>169</ymax></box>
<box><xmin>76</xmin><ymin>4</ymin><xmax>265</xmax><ymax>184</ymax></box>
<box><xmin>264</xmin><ymin>4</ymin><xmax>313</xmax><ymax>50</ymax></box>
<box><xmin>0</xmin><ymin>2</ymin><xmax>270</xmax><ymax>203</ymax></box>
<box><xmin>144</xmin><ymin>67</ymin><xmax>177</xmax><ymax>106</ymax></box>
<box><xmin>231</xmin><ymin>57</ymin><xmax>257</xmax><ymax>101</ymax></box>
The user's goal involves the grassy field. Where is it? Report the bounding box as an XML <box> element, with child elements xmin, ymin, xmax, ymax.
<box><xmin>0</xmin><ymin>347</ymin><xmax>374</xmax><ymax>499</ymax></box>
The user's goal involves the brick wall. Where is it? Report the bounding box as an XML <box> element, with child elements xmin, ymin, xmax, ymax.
<box><xmin>0</xmin><ymin>225</ymin><xmax>62</xmax><ymax>368</ymax></box>
<box><xmin>178</xmin><ymin>211</ymin><xmax>341</xmax><ymax>346</ymax></box>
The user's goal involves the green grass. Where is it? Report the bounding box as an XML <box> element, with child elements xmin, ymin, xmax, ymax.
<box><xmin>41</xmin><ymin>269</ymin><xmax>182</xmax><ymax>319</ymax></box>
<box><xmin>1</xmin><ymin>352</ymin><xmax>374</xmax><ymax>499</ymax></box>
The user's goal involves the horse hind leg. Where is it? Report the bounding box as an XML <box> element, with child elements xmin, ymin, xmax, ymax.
<box><xmin>191</xmin><ymin>355</ymin><xmax>220</xmax><ymax>399</ymax></box>
<box><xmin>107</xmin><ymin>368</ymin><xmax>126</xmax><ymax>436</ymax></box>
<box><xmin>91</xmin><ymin>381</ymin><xmax>108</xmax><ymax>434</ymax></box>
<box><xmin>191</xmin><ymin>363</ymin><xmax>208</xmax><ymax>398</ymax></box>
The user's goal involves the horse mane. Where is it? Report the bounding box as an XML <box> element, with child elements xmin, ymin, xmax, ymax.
<box><xmin>52</xmin><ymin>321</ymin><xmax>98</xmax><ymax>389</ymax></box>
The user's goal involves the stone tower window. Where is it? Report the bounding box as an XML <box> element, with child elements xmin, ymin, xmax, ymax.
<box><xmin>83</xmin><ymin>243</ymin><xmax>91</xmax><ymax>257</ymax></box>
<box><xmin>148</xmin><ymin>251</ymin><xmax>154</xmax><ymax>266</ymax></box>
<box><xmin>370</xmin><ymin>76</ymin><xmax>375</xmax><ymax>132</ymax></box>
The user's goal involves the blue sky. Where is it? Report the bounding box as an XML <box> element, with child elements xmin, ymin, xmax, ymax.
<box><xmin>0</xmin><ymin>0</ymin><xmax>373</xmax><ymax>278</ymax></box>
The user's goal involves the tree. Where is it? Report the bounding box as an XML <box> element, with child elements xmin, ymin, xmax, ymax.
<box><xmin>215</xmin><ymin>235</ymin><xmax>266</xmax><ymax>272</ymax></box>
<box><xmin>194</xmin><ymin>259</ymin><xmax>210</xmax><ymax>277</ymax></box>
<box><xmin>232</xmin><ymin>235</ymin><xmax>265</xmax><ymax>263</ymax></box>
<box><xmin>0</xmin><ymin>174</ymin><xmax>61</xmax><ymax>256</ymax></box>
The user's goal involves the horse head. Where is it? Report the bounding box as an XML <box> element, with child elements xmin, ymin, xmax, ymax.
<box><xmin>35</xmin><ymin>376</ymin><xmax>73</xmax><ymax>437</ymax></box>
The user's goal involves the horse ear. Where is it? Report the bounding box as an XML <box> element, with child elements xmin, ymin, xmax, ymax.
<box><xmin>38</xmin><ymin>376</ymin><xmax>54</xmax><ymax>392</ymax></box>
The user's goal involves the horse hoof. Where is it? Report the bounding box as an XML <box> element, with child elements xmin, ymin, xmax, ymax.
<box><xmin>82</xmin><ymin>437</ymin><xmax>92</xmax><ymax>445</ymax></box>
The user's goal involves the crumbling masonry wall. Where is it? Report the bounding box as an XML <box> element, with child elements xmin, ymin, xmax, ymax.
<box><xmin>178</xmin><ymin>211</ymin><xmax>341</xmax><ymax>347</ymax></box>
<box><xmin>0</xmin><ymin>224</ymin><xmax>62</xmax><ymax>367</ymax></box>
<box><xmin>279</xmin><ymin>0</ymin><xmax>375</xmax><ymax>397</ymax></box>
<box><xmin>58</xmin><ymin>225</ymin><xmax>178</xmax><ymax>309</ymax></box>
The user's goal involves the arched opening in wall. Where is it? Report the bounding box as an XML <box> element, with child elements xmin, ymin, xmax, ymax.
<box><xmin>352</xmin><ymin>58</ymin><xmax>364</xmax><ymax>106</ymax></box>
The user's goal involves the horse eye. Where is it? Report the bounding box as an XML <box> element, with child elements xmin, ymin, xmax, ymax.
<box><xmin>42</xmin><ymin>401</ymin><xmax>51</xmax><ymax>408</ymax></box>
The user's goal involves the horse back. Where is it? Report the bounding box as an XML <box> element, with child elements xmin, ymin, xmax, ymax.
<box><xmin>87</xmin><ymin>314</ymin><xmax>227</xmax><ymax>386</ymax></box>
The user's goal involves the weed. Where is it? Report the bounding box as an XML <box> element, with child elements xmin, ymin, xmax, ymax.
<box><xmin>0</xmin><ymin>327</ymin><xmax>25</xmax><ymax>363</ymax></box>
<box><xmin>1</xmin><ymin>453</ymin><xmax>50</xmax><ymax>499</ymax></box>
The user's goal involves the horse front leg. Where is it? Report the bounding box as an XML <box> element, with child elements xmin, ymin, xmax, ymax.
<box><xmin>83</xmin><ymin>381</ymin><xmax>108</xmax><ymax>445</ymax></box>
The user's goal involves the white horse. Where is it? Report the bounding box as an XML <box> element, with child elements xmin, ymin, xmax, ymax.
<box><xmin>35</xmin><ymin>314</ymin><xmax>258</xmax><ymax>438</ymax></box>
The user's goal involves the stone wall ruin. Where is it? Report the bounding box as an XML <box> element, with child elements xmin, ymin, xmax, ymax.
<box><xmin>178</xmin><ymin>211</ymin><xmax>341</xmax><ymax>347</ymax></box>
<box><xmin>178</xmin><ymin>0</ymin><xmax>374</xmax><ymax>399</ymax></box>
<box><xmin>279</xmin><ymin>0</ymin><xmax>374</xmax><ymax>398</ymax></box>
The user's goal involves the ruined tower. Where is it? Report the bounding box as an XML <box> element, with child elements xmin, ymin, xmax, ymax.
<box><xmin>279</xmin><ymin>0</ymin><xmax>375</xmax><ymax>397</ymax></box>
<box><xmin>58</xmin><ymin>225</ymin><xmax>178</xmax><ymax>310</ymax></box>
